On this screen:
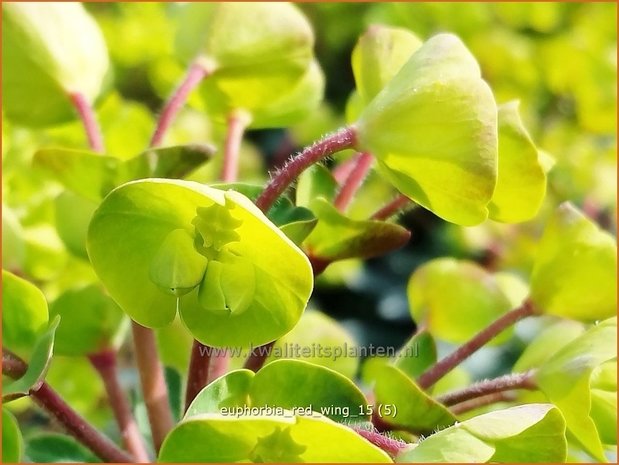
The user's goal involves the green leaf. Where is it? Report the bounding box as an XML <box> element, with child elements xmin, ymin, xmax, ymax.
<box><xmin>165</xmin><ymin>366</ymin><xmax>184</xmax><ymax>423</ymax></box>
<box><xmin>175</xmin><ymin>3</ymin><xmax>316</xmax><ymax>128</ymax></box>
<box><xmin>530</xmin><ymin>202</ymin><xmax>617</xmax><ymax>321</ymax></box>
<box><xmin>303</xmin><ymin>198</ymin><xmax>410</xmax><ymax>261</ymax></box>
<box><xmin>2</xmin><ymin>207</ymin><xmax>25</xmax><ymax>271</ymax></box>
<box><xmin>296</xmin><ymin>164</ymin><xmax>338</xmax><ymax>208</ymax></box>
<box><xmin>407</xmin><ymin>258</ymin><xmax>513</xmax><ymax>344</ymax></box>
<box><xmin>250</xmin><ymin>360</ymin><xmax>368</xmax><ymax>422</ymax></box>
<box><xmin>2</xmin><ymin>408</ymin><xmax>23</xmax><ymax>463</ymax></box>
<box><xmin>88</xmin><ymin>179</ymin><xmax>313</xmax><ymax>348</ymax></box>
<box><xmin>2</xmin><ymin>270</ymin><xmax>49</xmax><ymax>357</ymax></box>
<box><xmin>356</xmin><ymin>33</ymin><xmax>498</xmax><ymax>226</ymax></box>
<box><xmin>397</xmin><ymin>404</ymin><xmax>567</xmax><ymax>462</ymax></box>
<box><xmin>590</xmin><ymin>360</ymin><xmax>617</xmax><ymax>446</ymax></box>
<box><xmin>34</xmin><ymin>148</ymin><xmax>121</xmax><ymax>202</ymax></box>
<box><xmin>159</xmin><ymin>413</ymin><xmax>392</xmax><ymax>462</ymax></box>
<box><xmin>393</xmin><ymin>330</ymin><xmax>437</xmax><ymax>380</ymax></box>
<box><xmin>25</xmin><ymin>433</ymin><xmax>99</xmax><ymax>463</ymax></box>
<box><xmin>2</xmin><ymin>3</ymin><xmax>109</xmax><ymax>127</ymax></box>
<box><xmin>372</xmin><ymin>364</ymin><xmax>456</xmax><ymax>433</ymax></box>
<box><xmin>3</xmin><ymin>316</ymin><xmax>60</xmax><ymax>402</ymax></box>
<box><xmin>123</xmin><ymin>144</ymin><xmax>215</xmax><ymax>180</ymax></box>
<box><xmin>536</xmin><ymin>317</ymin><xmax>617</xmax><ymax>461</ymax></box>
<box><xmin>186</xmin><ymin>360</ymin><xmax>367</xmax><ymax>423</ymax></box>
<box><xmin>54</xmin><ymin>191</ymin><xmax>98</xmax><ymax>259</ymax></box>
<box><xmin>49</xmin><ymin>284</ymin><xmax>125</xmax><ymax>357</ymax></box>
<box><xmin>267</xmin><ymin>310</ymin><xmax>360</xmax><ymax>379</ymax></box>
<box><xmin>513</xmin><ymin>320</ymin><xmax>585</xmax><ymax>373</ymax></box>
<box><xmin>352</xmin><ymin>25</ymin><xmax>422</xmax><ymax>105</ymax></box>
<box><xmin>185</xmin><ymin>369</ymin><xmax>255</xmax><ymax>418</ymax></box>
<box><xmin>488</xmin><ymin>101</ymin><xmax>546</xmax><ymax>223</ymax></box>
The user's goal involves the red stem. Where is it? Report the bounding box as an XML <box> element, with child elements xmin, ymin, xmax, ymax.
<box><xmin>418</xmin><ymin>300</ymin><xmax>538</xmax><ymax>389</ymax></box>
<box><xmin>333</xmin><ymin>152</ymin><xmax>373</xmax><ymax>212</ymax></box>
<box><xmin>208</xmin><ymin>348</ymin><xmax>229</xmax><ymax>383</ymax></box>
<box><xmin>438</xmin><ymin>371</ymin><xmax>536</xmax><ymax>406</ymax></box>
<box><xmin>220</xmin><ymin>111</ymin><xmax>250</xmax><ymax>182</ymax></box>
<box><xmin>255</xmin><ymin>126</ymin><xmax>357</xmax><ymax>213</ymax></box>
<box><xmin>3</xmin><ymin>351</ymin><xmax>131</xmax><ymax>463</ymax></box>
<box><xmin>243</xmin><ymin>341</ymin><xmax>275</xmax><ymax>372</ymax></box>
<box><xmin>131</xmin><ymin>321</ymin><xmax>174</xmax><ymax>452</ymax></box>
<box><xmin>450</xmin><ymin>392</ymin><xmax>516</xmax><ymax>415</ymax></box>
<box><xmin>150</xmin><ymin>62</ymin><xmax>211</xmax><ymax>148</ymax></box>
<box><xmin>370</xmin><ymin>194</ymin><xmax>413</xmax><ymax>221</ymax></box>
<box><xmin>184</xmin><ymin>340</ymin><xmax>212</xmax><ymax>413</ymax></box>
<box><xmin>351</xmin><ymin>426</ymin><xmax>408</xmax><ymax>457</ymax></box>
<box><xmin>69</xmin><ymin>92</ymin><xmax>104</xmax><ymax>153</ymax></box>
<box><xmin>89</xmin><ymin>350</ymin><xmax>150</xmax><ymax>462</ymax></box>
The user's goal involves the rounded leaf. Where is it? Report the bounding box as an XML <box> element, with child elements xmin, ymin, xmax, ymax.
<box><xmin>175</xmin><ymin>2</ymin><xmax>315</xmax><ymax>127</ymax></box>
<box><xmin>49</xmin><ymin>284</ymin><xmax>125</xmax><ymax>357</ymax></box>
<box><xmin>2</xmin><ymin>408</ymin><xmax>23</xmax><ymax>463</ymax></box>
<box><xmin>488</xmin><ymin>101</ymin><xmax>546</xmax><ymax>222</ymax></box>
<box><xmin>159</xmin><ymin>413</ymin><xmax>391</xmax><ymax>463</ymax></box>
<box><xmin>352</xmin><ymin>25</ymin><xmax>422</xmax><ymax>105</ymax></box>
<box><xmin>2</xmin><ymin>3</ymin><xmax>109</xmax><ymax>126</ymax></box>
<box><xmin>408</xmin><ymin>258</ymin><xmax>513</xmax><ymax>344</ymax></box>
<box><xmin>2</xmin><ymin>270</ymin><xmax>49</xmax><ymax>357</ymax></box>
<box><xmin>356</xmin><ymin>33</ymin><xmax>498</xmax><ymax>226</ymax></box>
<box><xmin>530</xmin><ymin>202</ymin><xmax>617</xmax><ymax>320</ymax></box>
<box><xmin>87</xmin><ymin>179</ymin><xmax>313</xmax><ymax>349</ymax></box>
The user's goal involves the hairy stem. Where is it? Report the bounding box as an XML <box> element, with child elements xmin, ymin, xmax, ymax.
<box><xmin>370</xmin><ymin>194</ymin><xmax>413</xmax><ymax>221</ymax></box>
<box><xmin>350</xmin><ymin>426</ymin><xmax>408</xmax><ymax>457</ymax></box>
<box><xmin>89</xmin><ymin>350</ymin><xmax>150</xmax><ymax>462</ymax></box>
<box><xmin>333</xmin><ymin>152</ymin><xmax>373</xmax><ymax>212</ymax></box>
<box><xmin>243</xmin><ymin>341</ymin><xmax>275</xmax><ymax>372</ymax></box>
<box><xmin>184</xmin><ymin>340</ymin><xmax>212</xmax><ymax>413</ymax></box>
<box><xmin>220</xmin><ymin>111</ymin><xmax>250</xmax><ymax>182</ymax></box>
<box><xmin>150</xmin><ymin>61</ymin><xmax>211</xmax><ymax>147</ymax></box>
<box><xmin>255</xmin><ymin>126</ymin><xmax>357</xmax><ymax>212</ymax></box>
<box><xmin>418</xmin><ymin>299</ymin><xmax>538</xmax><ymax>389</ymax></box>
<box><xmin>3</xmin><ymin>350</ymin><xmax>132</xmax><ymax>463</ymax></box>
<box><xmin>438</xmin><ymin>371</ymin><xmax>537</xmax><ymax>407</ymax></box>
<box><xmin>450</xmin><ymin>392</ymin><xmax>517</xmax><ymax>416</ymax></box>
<box><xmin>131</xmin><ymin>321</ymin><xmax>174</xmax><ymax>452</ymax></box>
<box><xmin>69</xmin><ymin>92</ymin><xmax>104</xmax><ymax>153</ymax></box>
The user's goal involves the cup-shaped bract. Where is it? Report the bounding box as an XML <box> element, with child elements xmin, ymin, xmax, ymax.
<box><xmin>87</xmin><ymin>179</ymin><xmax>313</xmax><ymax>348</ymax></box>
<box><xmin>352</xmin><ymin>25</ymin><xmax>422</xmax><ymax>105</ymax></box>
<box><xmin>174</xmin><ymin>2</ymin><xmax>319</xmax><ymax>128</ymax></box>
<box><xmin>356</xmin><ymin>33</ymin><xmax>498</xmax><ymax>226</ymax></box>
<box><xmin>488</xmin><ymin>101</ymin><xmax>546</xmax><ymax>222</ymax></box>
<box><xmin>530</xmin><ymin>202</ymin><xmax>617</xmax><ymax>321</ymax></box>
<box><xmin>2</xmin><ymin>2</ymin><xmax>109</xmax><ymax>127</ymax></box>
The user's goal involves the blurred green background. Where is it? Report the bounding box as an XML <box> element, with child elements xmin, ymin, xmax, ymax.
<box><xmin>2</xmin><ymin>1</ymin><xmax>616</xmax><ymax>444</ymax></box>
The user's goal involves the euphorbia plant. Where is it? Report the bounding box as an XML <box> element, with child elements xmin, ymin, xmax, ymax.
<box><xmin>2</xmin><ymin>3</ymin><xmax>616</xmax><ymax>464</ymax></box>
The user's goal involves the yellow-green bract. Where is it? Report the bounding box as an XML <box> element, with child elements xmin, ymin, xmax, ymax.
<box><xmin>87</xmin><ymin>179</ymin><xmax>313</xmax><ymax>348</ymax></box>
<box><xmin>2</xmin><ymin>3</ymin><xmax>109</xmax><ymax>127</ymax></box>
<box><xmin>174</xmin><ymin>2</ymin><xmax>321</xmax><ymax>129</ymax></box>
<box><xmin>356</xmin><ymin>33</ymin><xmax>498</xmax><ymax>226</ymax></box>
<box><xmin>530</xmin><ymin>202</ymin><xmax>617</xmax><ymax>321</ymax></box>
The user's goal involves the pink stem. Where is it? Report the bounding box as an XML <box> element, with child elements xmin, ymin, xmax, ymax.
<box><xmin>220</xmin><ymin>111</ymin><xmax>250</xmax><ymax>182</ymax></box>
<box><xmin>69</xmin><ymin>92</ymin><xmax>104</xmax><ymax>153</ymax></box>
<box><xmin>150</xmin><ymin>62</ymin><xmax>211</xmax><ymax>148</ymax></box>
<box><xmin>351</xmin><ymin>426</ymin><xmax>408</xmax><ymax>457</ymax></box>
<box><xmin>418</xmin><ymin>300</ymin><xmax>538</xmax><ymax>389</ymax></box>
<box><xmin>370</xmin><ymin>194</ymin><xmax>413</xmax><ymax>221</ymax></box>
<box><xmin>243</xmin><ymin>341</ymin><xmax>275</xmax><ymax>372</ymax></box>
<box><xmin>255</xmin><ymin>127</ymin><xmax>357</xmax><ymax>213</ymax></box>
<box><xmin>208</xmin><ymin>348</ymin><xmax>229</xmax><ymax>383</ymax></box>
<box><xmin>333</xmin><ymin>152</ymin><xmax>373</xmax><ymax>212</ymax></box>
<box><xmin>332</xmin><ymin>155</ymin><xmax>359</xmax><ymax>184</ymax></box>
<box><xmin>184</xmin><ymin>340</ymin><xmax>212</xmax><ymax>413</ymax></box>
<box><xmin>89</xmin><ymin>350</ymin><xmax>150</xmax><ymax>462</ymax></box>
<box><xmin>3</xmin><ymin>350</ymin><xmax>132</xmax><ymax>463</ymax></box>
<box><xmin>131</xmin><ymin>321</ymin><xmax>174</xmax><ymax>452</ymax></box>
<box><xmin>438</xmin><ymin>371</ymin><xmax>536</xmax><ymax>407</ymax></box>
